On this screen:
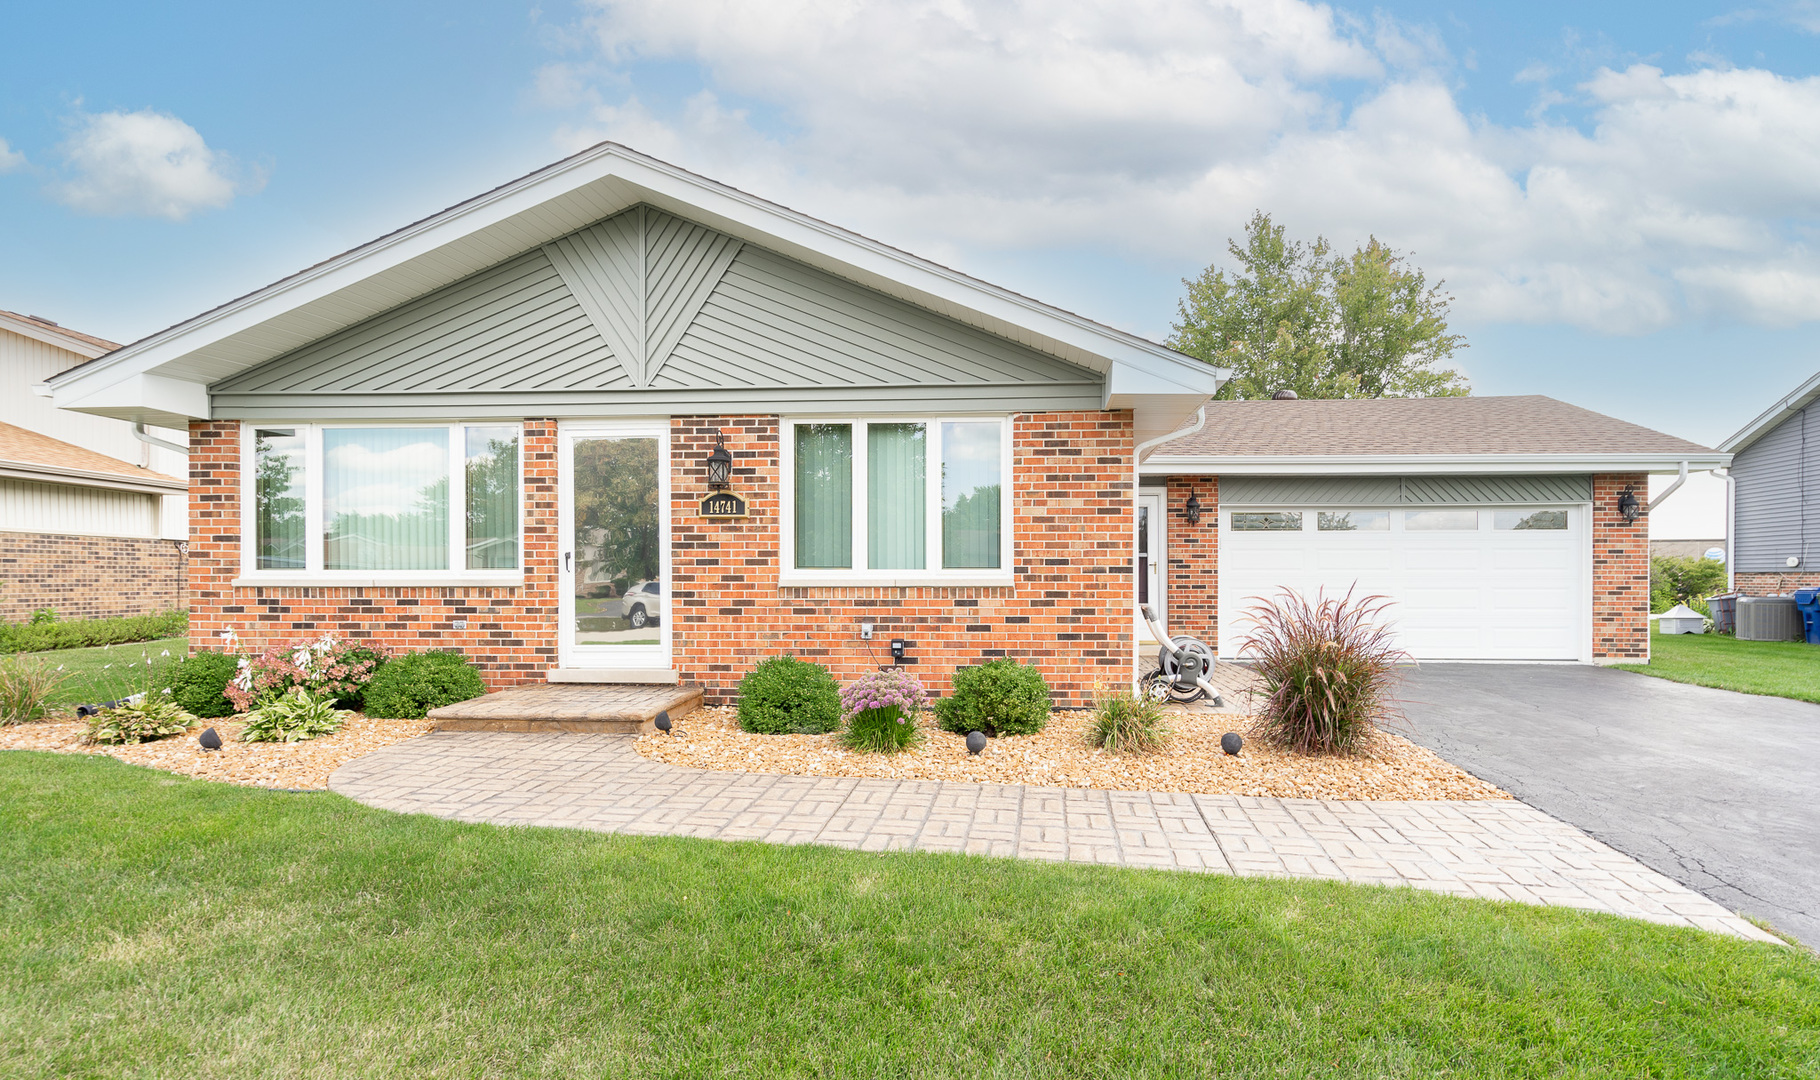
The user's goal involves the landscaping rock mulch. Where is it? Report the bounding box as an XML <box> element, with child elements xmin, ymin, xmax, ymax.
<box><xmin>0</xmin><ymin>713</ymin><xmax>433</xmax><ymax>790</ymax></box>
<box><xmin>635</xmin><ymin>704</ymin><xmax>1511</xmax><ymax>802</ymax></box>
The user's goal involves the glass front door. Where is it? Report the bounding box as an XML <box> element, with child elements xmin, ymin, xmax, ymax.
<box><xmin>560</xmin><ymin>422</ymin><xmax>670</xmax><ymax>671</ymax></box>
<box><xmin>1135</xmin><ymin>492</ymin><xmax>1166</xmax><ymax>668</ymax></box>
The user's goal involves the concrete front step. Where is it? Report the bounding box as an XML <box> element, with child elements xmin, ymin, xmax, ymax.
<box><xmin>428</xmin><ymin>681</ymin><xmax>704</xmax><ymax>735</ymax></box>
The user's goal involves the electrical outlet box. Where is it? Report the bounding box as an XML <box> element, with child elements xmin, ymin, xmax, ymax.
<box><xmin>890</xmin><ymin>639</ymin><xmax>906</xmax><ymax>662</ymax></box>
<box><xmin>860</xmin><ymin>622</ymin><xmax>874</xmax><ymax>640</ymax></box>
<box><xmin>451</xmin><ymin>619</ymin><xmax>468</xmax><ymax>630</ymax></box>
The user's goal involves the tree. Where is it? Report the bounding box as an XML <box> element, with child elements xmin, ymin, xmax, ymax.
<box><xmin>1170</xmin><ymin>211</ymin><xmax>1469</xmax><ymax>400</ymax></box>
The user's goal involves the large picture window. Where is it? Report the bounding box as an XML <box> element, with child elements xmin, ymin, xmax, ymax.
<box><xmin>243</xmin><ymin>423</ymin><xmax>521</xmax><ymax>580</ymax></box>
<box><xmin>784</xmin><ymin>416</ymin><xmax>1011</xmax><ymax>581</ymax></box>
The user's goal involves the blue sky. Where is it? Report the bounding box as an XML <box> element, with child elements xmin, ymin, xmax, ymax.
<box><xmin>3</xmin><ymin>1</ymin><xmax>1817</xmax><ymax>446</ymax></box>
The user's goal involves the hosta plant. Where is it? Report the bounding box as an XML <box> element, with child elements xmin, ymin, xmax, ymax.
<box><xmin>86</xmin><ymin>696</ymin><xmax>198</xmax><ymax>745</ymax></box>
<box><xmin>1087</xmin><ymin>684</ymin><xmax>1170</xmax><ymax>754</ymax></box>
<box><xmin>225</xmin><ymin>632</ymin><xmax>387</xmax><ymax>712</ymax></box>
<box><xmin>1241</xmin><ymin>587</ymin><xmax>1408</xmax><ymax>756</ymax></box>
<box><xmin>240</xmin><ymin>688</ymin><xmax>349</xmax><ymax>743</ymax></box>
<box><xmin>840</xmin><ymin>669</ymin><xmax>926</xmax><ymax>753</ymax></box>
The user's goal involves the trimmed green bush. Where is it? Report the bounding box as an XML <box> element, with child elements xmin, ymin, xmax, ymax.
<box><xmin>934</xmin><ymin>658</ymin><xmax>1051</xmax><ymax>737</ymax></box>
<box><xmin>159</xmin><ymin>651</ymin><xmax>239</xmax><ymax>719</ymax></box>
<box><xmin>0</xmin><ymin>609</ymin><xmax>189</xmax><ymax>653</ymax></box>
<box><xmin>361</xmin><ymin>652</ymin><xmax>487</xmax><ymax>719</ymax></box>
<box><xmin>736</xmin><ymin>655</ymin><xmax>841</xmax><ymax>735</ymax></box>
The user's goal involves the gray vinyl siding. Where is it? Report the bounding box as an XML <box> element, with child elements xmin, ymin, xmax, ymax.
<box><xmin>211</xmin><ymin>205</ymin><xmax>1103</xmax><ymax>419</ymax></box>
<box><xmin>1732</xmin><ymin>408</ymin><xmax>1818</xmax><ymax>572</ymax></box>
<box><xmin>1219</xmin><ymin>474</ymin><xmax>1592</xmax><ymax>507</ymax></box>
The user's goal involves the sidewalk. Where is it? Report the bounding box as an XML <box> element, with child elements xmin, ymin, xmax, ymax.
<box><xmin>329</xmin><ymin>732</ymin><xmax>1780</xmax><ymax>943</ymax></box>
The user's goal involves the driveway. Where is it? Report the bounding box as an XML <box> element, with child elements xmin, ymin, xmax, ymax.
<box><xmin>1395</xmin><ymin>664</ymin><xmax>1819</xmax><ymax>948</ymax></box>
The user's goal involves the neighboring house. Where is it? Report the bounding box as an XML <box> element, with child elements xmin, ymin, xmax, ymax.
<box><xmin>0</xmin><ymin>310</ymin><xmax>189</xmax><ymax>620</ymax></box>
<box><xmin>42</xmin><ymin>145</ymin><xmax>1718</xmax><ymax>698</ymax></box>
<box><xmin>1717</xmin><ymin>370</ymin><xmax>1820</xmax><ymax>595</ymax></box>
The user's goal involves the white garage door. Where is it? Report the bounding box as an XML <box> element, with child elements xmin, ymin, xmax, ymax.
<box><xmin>1218</xmin><ymin>505</ymin><xmax>1588</xmax><ymax>661</ymax></box>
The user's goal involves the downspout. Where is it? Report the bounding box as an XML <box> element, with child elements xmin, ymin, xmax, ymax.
<box><xmin>1716</xmin><ymin>466</ymin><xmax>1735</xmax><ymax>593</ymax></box>
<box><xmin>1645</xmin><ymin>460</ymin><xmax>1688</xmax><ymax>513</ymax></box>
<box><xmin>1133</xmin><ymin>405</ymin><xmax>1208</xmax><ymax>686</ymax></box>
<box><xmin>133</xmin><ymin>423</ymin><xmax>188</xmax><ymax>456</ymax></box>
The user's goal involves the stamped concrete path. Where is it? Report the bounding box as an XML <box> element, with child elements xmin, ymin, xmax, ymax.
<box><xmin>329</xmin><ymin>732</ymin><xmax>1779</xmax><ymax>943</ymax></box>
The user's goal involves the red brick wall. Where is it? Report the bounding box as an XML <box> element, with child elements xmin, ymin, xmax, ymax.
<box><xmin>1733</xmin><ymin>572</ymin><xmax>1820</xmax><ymax>595</ymax></box>
<box><xmin>670</xmin><ymin>413</ymin><xmax>1134</xmax><ymax>706</ymax></box>
<box><xmin>190</xmin><ymin>413</ymin><xmax>1136</xmax><ymax>703</ymax></box>
<box><xmin>0</xmin><ymin>532</ymin><xmax>186</xmax><ymax>621</ymax></box>
<box><xmin>1594</xmin><ymin>472</ymin><xmax>1651</xmax><ymax>661</ymax></box>
<box><xmin>187</xmin><ymin>420</ymin><xmax>561</xmax><ymax>686</ymax></box>
<box><xmin>1162</xmin><ymin>476</ymin><xmax>1218</xmax><ymax>650</ymax></box>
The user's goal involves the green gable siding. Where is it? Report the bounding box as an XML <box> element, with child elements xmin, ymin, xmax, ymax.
<box><xmin>211</xmin><ymin>205</ymin><xmax>1102</xmax><ymax>419</ymax></box>
<box><xmin>1219</xmin><ymin>474</ymin><xmax>1593</xmax><ymax>506</ymax></box>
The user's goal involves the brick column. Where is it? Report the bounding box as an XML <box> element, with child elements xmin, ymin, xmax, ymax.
<box><xmin>1163</xmin><ymin>475</ymin><xmax>1218</xmax><ymax>650</ymax></box>
<box><xmin>1593</xmin><ymin>472</ymin><xmax>1650</xmax><ymax>661</ymax></box>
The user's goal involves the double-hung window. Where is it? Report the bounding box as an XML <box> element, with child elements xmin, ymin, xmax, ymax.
<box><xmin>241</xmin><ymin>422</ymin><xmax>523</xmax><ymax>582</ymax></box>
<box><xmin>783</xmin><ymin>416</ymin><xmax>1011</xmax><ymax>583</ymax></box>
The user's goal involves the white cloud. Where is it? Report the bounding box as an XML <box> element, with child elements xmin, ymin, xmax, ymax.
<box><xmin>552</xmin><ymin>0</ymin><xmax>1820</xmax><ymax>334</ymax></box>
<box><xmin>53</xmin><ymin>109</ymin><xmax>259</xmax><ymax>220</ymax></box>
<box><xmin>0</xmin><ymin>137</ymin><xmax>24</xmax><ymax>173</ymax></box>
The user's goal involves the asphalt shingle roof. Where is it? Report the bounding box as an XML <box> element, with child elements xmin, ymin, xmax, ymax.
<box><xmin>0</xmin><ymin>421</ymin><xmax>183</xmax><ymax>486</ymax></box>
<box><xmin>1151</xmin><ymin>395</ymin><xmax>1714</xmax><ymax>457</ymax></box>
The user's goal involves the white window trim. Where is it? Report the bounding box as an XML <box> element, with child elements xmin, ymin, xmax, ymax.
<box><xmin>235</xmin><ymin>420</ymin><xmax>526</xmax><ymax>587</ymax></box>
<box><xmin>778</xmin><ymin>415</ymin><xmax>1015</xmax><ymax>587</ymax></box>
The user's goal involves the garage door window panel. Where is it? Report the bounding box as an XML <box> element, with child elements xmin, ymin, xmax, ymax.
<box><xmin>1318</xmin><ymin>511</ymin><xmax>1389</xmax><ymax>531</ymax></box>
<box><xmin>1405</xmin><ymin>510</ymin><xmax>1480</xmax><ymax>531</ymax></box>
<box><xmin>1233</xmin><ymin>511</ymin><xmax>1303</xmax><ymax>531</ymax></box>
<box><xmin>1496</xmin><ymin>509</ymin><xmax>1568</xmax><ymax>530</ymax></box>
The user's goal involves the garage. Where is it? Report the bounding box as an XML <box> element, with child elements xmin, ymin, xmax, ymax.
<box><xmin>1215</xmin><ymin>475</ymin><xmax>1591</xmax><ymax>661</ymax></box>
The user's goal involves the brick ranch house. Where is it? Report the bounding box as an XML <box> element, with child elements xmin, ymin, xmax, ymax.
<box><xmin>43</xmin><ymin>145</ymin><xmax>1726</xmax><ymax>701</ymax></box>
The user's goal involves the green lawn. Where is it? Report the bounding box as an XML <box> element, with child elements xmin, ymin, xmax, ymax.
<box><xmin>2</xmin><ymin>754</ymin><xmax>1815</xmax><ymax>1078</ymax></box>
<box><xmin>18</xmin><ymin>635</ymin><xmax>189</xmax><ymax>709</ymax></box>
<box><xmin>1616</xmin><ymin>628</ymin><xmax>1820</xmax><ymax>704</ymax></box>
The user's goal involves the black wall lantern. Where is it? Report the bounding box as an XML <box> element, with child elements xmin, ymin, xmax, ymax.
<box><xmin>1182</xmin><ymin>491</ymin><xmax>1203</xmax><ymax>525</ymax></box>
<box><xmin>1617</xmin><ymin>485</ymin><xmax>1641</xmax><ymax>524</ymax></box>
<box><xmin>705</xmin><ymin>431</ymin><xmax>733</xmax><ymax>490</ymax></box>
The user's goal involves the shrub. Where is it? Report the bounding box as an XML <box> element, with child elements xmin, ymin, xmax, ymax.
<box><xmin>1242</xmin><ymin>588</ymin><xmax>1407</xmax><ymax>756</ymax></box>
<box><xmin>736</xmin><ymin>655</ymin><xmax>841</xmax><ymax>735</ymax></box>
<box><xmin>241</xmin><ymin>688</ymin><xmax>349</xmax><ymax>743</ymax></box>
<box><xmin>839</xmin><ymin>669</ymin><xmax>925</xmax><ymax>753</ymax></box>
<box><xmin>159</xmin><ymin>652</ymin><xmax>240</xmax><ymax>719</ymax></box>
<box><xmin>225</xmin><ymin>633</ymin><xmax>388</xmax><ymax>711</ymax></box>
<box><xmin>362</xmin><ymin>652</ymin><xmax>487</xmax><ymax>720</ymax></box>
<box><xmin>30</xmin><ymin>607</ymin><xmax>58</xmax><ymax>625</ymax></box>
<box><xmin>934</xmin><ymin>658</ymin><xmax>1051</xmax><ymax>737</ymax></box>
<box><xmin>0</xmin><ymin>609</ymin><xmax>188</xmax><ymax>653</ymax></box>
<box><xmin>1087</xmin><ymin>685</ymin><xmax>1170</xmax><ymax>754</ymax></box>
<box><xmin>0</xmin><ymin>657</ymin><xmax>67</xmax><ymax>725</ymax></box>
<box><xmin>1651</xmin><ymin>555</ymin><xmax>1729</xmax><ymax>614</ymax></box>
<box><xmin>86</xmin><ymin>696</ymin><xmax>197</xmax><ymax>745</ymax></box>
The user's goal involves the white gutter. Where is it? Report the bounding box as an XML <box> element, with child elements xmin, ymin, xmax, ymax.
<box><xmin>1142</xmin><ymin>452</ymin><xmax>1730</xmax><ymax>476</ymax></box>
<box><xmin>1646</xmin><ymin>460</ymin><xmax>1689</xmax><ymax>512</ymax></box>
<box><xmin>1717</xmin><ymin>466</ymin><xmax>1736</xmax><ymax>593</ymax></box>
<box><xmin>133</xmin><ymin>423</ymin><xmax>189</xmax><ymax>456</ymax></box>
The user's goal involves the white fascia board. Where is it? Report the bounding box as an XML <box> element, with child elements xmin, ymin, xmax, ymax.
<box><xmin>56</xmin><ymin>372</ymin><xmax>210</xmax><ymax>426</ymax></box>
<box><xmin>1141</xmin><ymin>452</ymin><xmax>1733</xmax><ymax>476</ymax></box>
<box><xmin>0</xmin><ymin>312</ymin><xmax>114</xmax><ymax>359</ymax></box>
<box><xmin>0</xmin><ymin>461</ymin><xmax>186</xmax><ymax>495</ymax></box>
<box><xmin>1718</xmin><ymin>369</ymin><xmax>1820</xmax><ymax>455</ymax></box>
<box><xmin>47</xmin><ymin>143</ymin><xmax>1213</xmax><ymax>409</ymax></box>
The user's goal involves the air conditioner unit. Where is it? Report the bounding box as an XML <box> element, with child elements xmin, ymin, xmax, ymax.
<box><xmin>1736</xmin><ymin>596</ymin><xmax>1803</xmax><ymax>641</ymax></box>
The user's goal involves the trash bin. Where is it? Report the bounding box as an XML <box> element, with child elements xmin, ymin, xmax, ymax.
<box><xmin>1795</xmin><ymin>589</ymin><xmax>1820</xmax><ymax>645</ymax></box>
<box><xmin>1708</xmin><ymin>593</ymin><xmax>1738</xmax><ymax>636</ymax></box>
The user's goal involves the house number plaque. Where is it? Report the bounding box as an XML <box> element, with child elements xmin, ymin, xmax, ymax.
<box><xmin>699</xmin><ymin>491</ymin><xmax>749</xmax><ymax>518</ymax></box>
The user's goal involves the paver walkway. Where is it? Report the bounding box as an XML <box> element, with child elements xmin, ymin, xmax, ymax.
<box><xmin>330</xmin><ymin>732</ymin><xmax>1780</xmax><ymax>943</ymax></box>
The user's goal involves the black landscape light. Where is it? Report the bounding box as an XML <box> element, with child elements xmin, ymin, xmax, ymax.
<box><xmin>1183</xmin><ymin>491</ymin><xmax>1203</xmax><ymax>525</ymax></box>
<box><xmin>1221</xmin><ymin>732</ymin><xmax>1243</xmax><ymax>756</ymax></box>
<box><xmin>655</xmin><ymin>710</ymin><xmax>672</xmax><ymax>735</ymax></box>
<box><xmin>705</xmin><ymin>431</ymin><xmax>733</xmax><ymax>490</ymax></box>
<box><xmin>199</xmin><ymin>727</ymin><xmax>223</xmax><ymax>751</ymax></box>
<box><xmin>966</xmin><ymin>731</ymin><xmax>987</xmax><ymax>755</ymax></box>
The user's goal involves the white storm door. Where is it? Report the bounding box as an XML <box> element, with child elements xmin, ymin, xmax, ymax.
<box><xmin>558</xmin><ymin>421</ymin><xmax>671</xmax><ymax>671</ymax></box>
<box><xmin>1135</xmin><ymin>492</ymin><xmax>1166</xmax><ymax>652</ymax></box>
